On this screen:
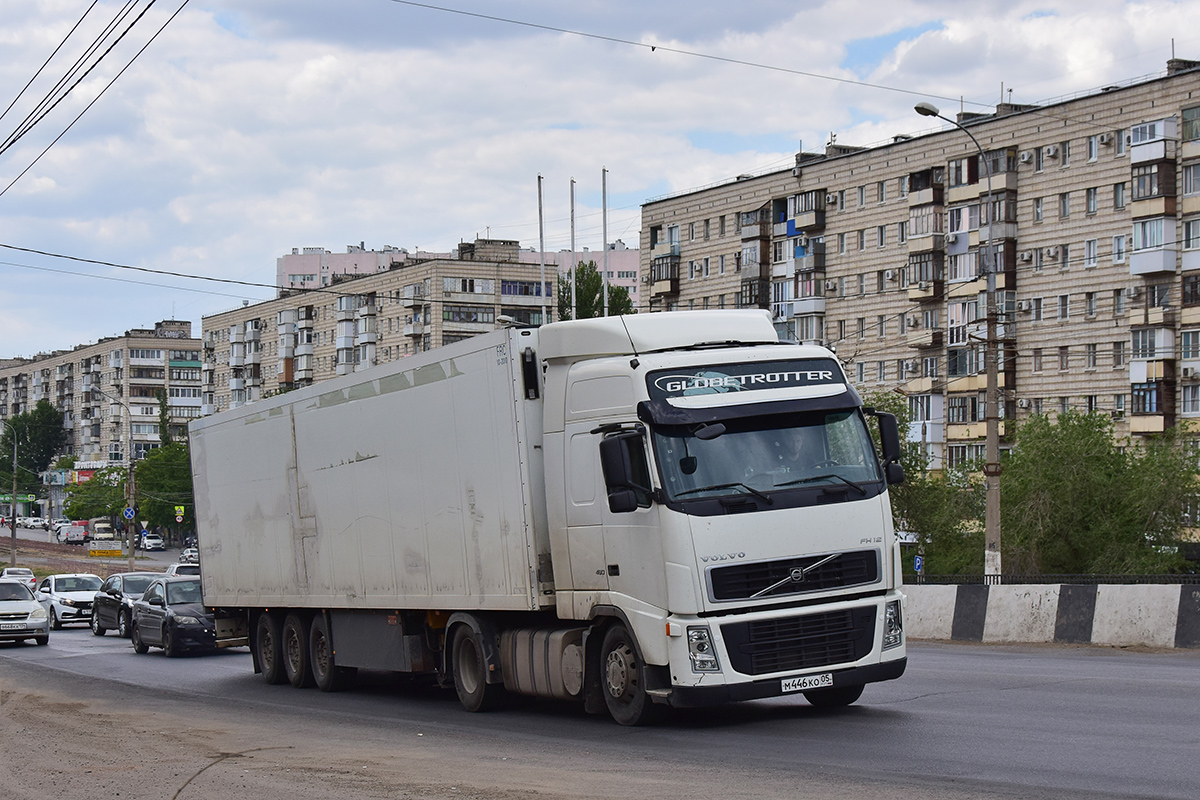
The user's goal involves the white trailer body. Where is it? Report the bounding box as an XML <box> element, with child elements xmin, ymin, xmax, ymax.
<box><xmin>191</xmin><ymin>310</ymin><xmax>907</xmax><ymax>724</ymax></box>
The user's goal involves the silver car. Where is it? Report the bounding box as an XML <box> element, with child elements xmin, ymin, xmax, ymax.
<box><xmin>0</xmin><ymin>578</ymin><xmax>50</xmax><ymax>645</ymax></box>
<box><xmin>36</xmin><ymin>573</ymin><xmax>102</xmax><ymax>629</ymax></box>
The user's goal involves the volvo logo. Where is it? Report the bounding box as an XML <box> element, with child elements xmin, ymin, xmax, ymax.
<box><xmin>700</xmin><ymin>552</ymin><xmax>746</xmax><ymax>563</ymax></box>
<box><xmin>789</xmin><ymin>567</ymin><xmax>805</xmax><ymax>582</ymax></box>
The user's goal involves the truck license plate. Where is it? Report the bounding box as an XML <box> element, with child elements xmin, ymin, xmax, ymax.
<box><xmin>0</xmin><ymin>622</ymin><xmax>26</xmax><ymax>630</ymax></box>
<box><xmin>781</xmin><ymin>672</ymin><xmax>833</xmax><ymax>693</ymax></box>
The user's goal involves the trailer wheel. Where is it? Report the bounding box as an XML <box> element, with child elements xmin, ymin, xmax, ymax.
<box><xmin>451</xmin><ymin>624</ymin><xmax>505</xmax><ymax>712</ymax></box>
<box><xmin>282</xmin><ymin>613</ymin><xmax>315</xmax><ymax>688</ymax></box>
<box><xmin>309</xmin><ymin>615</ymin><xmax>355</xmax><ymax>692</ymax></box>
<box><xmin>255</xmin><ymin>612</ymin><xmax>288</xmax><ymax>685</ymax></box>
<box><xmin>803</xmin><ymin>684</ymin><xmax>864</xmax><ymax>709</ymax></box>
<box><xmin>600</xmin><ymin>623</ymin><xmax>657</xmax><ymax>726</ymax></box>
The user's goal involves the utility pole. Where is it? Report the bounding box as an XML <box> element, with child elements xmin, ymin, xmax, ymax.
<box><xmin>6</xmin><ymin>421</ymin><xmax>16</xmax><ymax>568</ymax></box>
<box><xmin>915</xmin><ymin>102</ymin><xmax>1002</xmax><ymax>582</ymax></box>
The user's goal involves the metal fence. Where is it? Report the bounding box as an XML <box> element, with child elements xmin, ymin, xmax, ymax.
<box><xmin>907</xmin><ymin>573</ymin><xmax>1200</xmax><ymax>586</ymax></box>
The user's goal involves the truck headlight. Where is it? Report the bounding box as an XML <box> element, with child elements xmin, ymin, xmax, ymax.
<box><xmin>883</xmin><ymin>600</ymin><xmax>903</xmax><ymax>650</ymax></box>
<box><xmin>686</xmin><ymin>626</ymin><xmax>720</xmax><ymax>672</ymax></box>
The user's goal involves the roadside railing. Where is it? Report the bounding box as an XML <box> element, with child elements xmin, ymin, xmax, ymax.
<box><xmin>906</xmin><ymin>573</ymin><xmax>1200</xmax><ymax>585</ymax></box>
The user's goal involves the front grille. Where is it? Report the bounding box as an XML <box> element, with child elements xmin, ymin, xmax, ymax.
<box><xmin>721</xmin><ymin>607</ymin><xmax>876</xmax><ymax>675</ymax></box>
<box><xmin>0</xmin><ymin>611</ymin><xmax>28</xmax><ymax>621</ymax></box>
<box><xmin>708</xmin><ymin>549</ymin><xmax>879</xmax><ymax>602</ymax></box>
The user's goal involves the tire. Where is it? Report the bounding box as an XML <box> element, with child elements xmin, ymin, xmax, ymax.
<box><xmin>90</xmin><ymin>608</ymin><xmax>107</xmax><ymax>636</ymax></box>
<box><xmin>117</xmin><ymin>610</ymin><xmax>130</xmax><ymax>638</ymax></box>
<box><xmin>803</xmin><ymin>684</ymin><xmax>864</xmax><ymax>709</ymax></box>
<box><xmin>33</xmin><ymin>635</ymin><xmax>49</xmax><ymax>646</ymax></box>
<box><xmin>163</xmin><ymin>626</ymin><xmax>179</xmax><ymax>658</ymax></box>
<box><xmin>50</xmin><ymin>608</ymin><xmax>62</xmax><ymax>630</ymax></box>
<box><xmin>309</xmin><ymin>615</ymin><xmax>355</xmax><ymax>693</ymax></box>
<box><xmin>600</xmin><ymin>623</ymin><xmax>657</xmax><ymax>726</ymax></box>
<box><xmin>255</xmin><ymin>612</ymin><xmax>288</xmax><ymax>685</ymax></box>
<box><xmin>451</xmin><ymin>623</ymin><xmax>506</xmax><ymax>712</ymax></box>
<box><xmin>131</xmin><ymin>623</ymin><xmax>149</xmax><ymax>654</ymax></box>
<box><xmin>282</xmin><ymin>613</ymin><xmax>314</xmax><ymax>688</ymax></box>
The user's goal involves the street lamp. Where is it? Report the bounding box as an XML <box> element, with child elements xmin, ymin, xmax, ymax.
<box><xmin>3</xmin><ymin>419</ymin><xmax>17</xmax><ymax>568</ymax></box>
<box><xmin>915</xmin><ymin>101</ymin><xmax>1002</xmax><ymax>582</ymax></box>
<box><xmin>92</xmin><ymin>386</ymin><xmax>138</xmax><ymax>571</ymax></box>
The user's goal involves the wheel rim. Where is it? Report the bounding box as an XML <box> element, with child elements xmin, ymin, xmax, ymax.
<box><xmin>605</xmin><ymin>643</ymin><xmax>637</xmax><ymax>702</ymax></box>
<box><xmin>285</xmin><ymin>628</ymin><xmax>302</xmax><ymax>674</ymax></box>
<box><xmin>91</xmin><ymin>611</ymin><xmax>99</xmax><ymax>633</ymax></box>
<box><xmin>118</xmin><ymin>612</ymin><xmax>128</xmax><ymax>637</ymax></box>
<box><xmin>259</xmin><ymin>626</ymin><xmax>275</xmax><ymax>673</ymax></box>
<box><xmin>312</xmin><ymin>629</ymin><xmax>330</xmax><ymax>678</ymax></box>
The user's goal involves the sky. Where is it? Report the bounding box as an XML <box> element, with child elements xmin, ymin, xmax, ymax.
<box><xmin>0</xmin><ymin>0</ymin><xmax>1197</xmax><ymax>358</ymax></box>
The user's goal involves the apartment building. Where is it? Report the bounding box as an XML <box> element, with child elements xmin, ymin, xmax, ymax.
<box><xmin>203</xmin><ymin>238</ymin><xmax>638</xmax><ymax>412</ymax></box>
<box><xmin>0</xmin><ymin>320</ymin><xmax>203</xmax><ymax>466</ymax></box>
<box><xmin>641</xmin><ymin>59</ymin><xmax>1200</xmax><ymax>469</ymax></box>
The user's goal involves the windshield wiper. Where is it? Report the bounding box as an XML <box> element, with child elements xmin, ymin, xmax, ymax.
<box><xmin>675</xmin><ymin>482</ymin><xmax>774</xmax><ymax>505</ymax></box>
<box><xmin>774</xmin><ymin>473</ymin><xmax>867</xmax><ymax>495</ymax></box>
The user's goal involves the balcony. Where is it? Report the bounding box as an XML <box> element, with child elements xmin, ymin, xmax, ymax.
<box><xmin>1144</xmin><ymin>306</ymin><xmax>1177</xmax><ymax>327</ymax></box>
<box><xmin>403</xmin><ymin>322</ymin><xmax>425</xmax><ymax>337</ymax></box>
<box><xmin>1130</xmin><ymin>247</ymin><xmax>1177</xmax><ymax>275</ymax></box>
<box><xmin>906</xmin><ymin>329</ymin><xmax>943</xmax><ymax>349</ymax></box>
<box><xmin>792</xmin><ymin>209</ymin><xmax>826</xmax><ymax>232</ymax></box>
<box><xmin>907</xmin><ymin>281</ymin><xmax>942</xmax><ymax>301</ymax></box>
<box><xmin>650</xmin><ymin>241</ymin><xmax>680</xmax><ymax>260</ymax></box>
<box><xmin>908</xmin><ymin>186</ymin><xmax>944</xmax><ymax>206</ymax></box>
<box><xmin>1130</xmin><ymin>414</ymin><xmax>1166</xmax><ymax>434</ymax></box>
<box><xmin>794</xmin><ymin>247</ymin><xmax>826</xmax><ymax>274</ymax></box>
<box><xmin>791</xmin><ymin>296</ymin><xmax>826</xmax><ymax>315</ymax></box>
<box><xmin>907</xmin><ymin>233</ymin><xmax>945</xmax><ymax>253</ymax></box>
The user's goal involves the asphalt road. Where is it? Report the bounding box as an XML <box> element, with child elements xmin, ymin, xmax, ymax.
<box><xmin>2</xmin><ymin>628</ymin><xmax>1197</xmax><ymax>800</ymax></box>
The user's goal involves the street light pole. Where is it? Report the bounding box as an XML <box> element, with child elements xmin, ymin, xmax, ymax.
<box><xmin>4</xmin><ymin>420</ymin><xmax>17</xmax><ymax>568</ymax></box>
<box><xmin>915</xmin><ymin>102</ymin><xmax>1002</xmax><ymax>582</ymax></box>
<box><xmin>93</xmin><ymin>386</ymin><xmax>137</xmax><ymax>571</ymax></box>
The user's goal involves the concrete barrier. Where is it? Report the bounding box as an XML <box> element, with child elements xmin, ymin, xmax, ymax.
<box><xmin>904</xmin><ymin>583</ymin><xmax>1200</xmax><ymax>649</ymax></box>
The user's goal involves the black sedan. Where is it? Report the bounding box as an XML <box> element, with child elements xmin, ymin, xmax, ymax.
<box><xmin>129</xmin><ymin>576</ymin><xmax>214</xmax><ymax>657</ymax></box>
<box><xmin>90</xmin><ymin>572</ymin><xmax>163</xmax><ymax>638</ymax></box>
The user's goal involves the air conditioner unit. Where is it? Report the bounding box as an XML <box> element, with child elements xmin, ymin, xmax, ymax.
<box><xmin>1185</xmin><ymin>367</ymin><xmax>1197</xmax><ymax>379</ymax></box>
<box><xmin>946</xmin><ymin>233</ymin><xmax>958</xmax><ymax>244</ymax></box>
<box><xmin>884</xmin><ymin>269</ymin><xmax>896</xmax><ymax>281</ymax></box>
<box><xmin>641</xmin><ymin>275</ymin><xmax>651</xmax><ymax>283</ymax></box>
<box><xmin>1098</xmin><ymin>132</ymin><xmax>1114</xmax><ymax>145</ymax></box>
<box><xmin>1045</xmin><ymin>246</ymin><xmax>1060</xmax><ymax>259</ymax></box>
<box><xmin>797</xmin><ymin>235</ymin><xmax>809</xmax><ymax>247</ymax></box>
<box><xmin>825</xmin><ymin>192</ymin><xmax>838</xmax><ymax>205</ymax></box>
<box><xmin>791</xmin><ymin>166</ymin><xmax>802</xmax><ymax>177</ymax></box>
<box><xmin>904</xmin><ymin>359</ymin><xmax>920</xmax><ymax>371</ymax></box>
<box><xmin>1016</xmin><ymin>300</ymin><xmax>1031</xmax><ymax>312</ymax></box>
<box><xmin>908</xmin><ymin>315</ymin><xmax>922</xmax><ymax>329</ymax></box>
<box><xmin>918</xmin><ymin>281</ymin><xmax>930</xmax><ymax>290</ymax></box>
<box><xmin>1125</xmin><ymin>286</ymin><xmax>1140</xmax><ymax>299</ymax></box>
<box><xmin>1017</xmin><ymin>398</ymin><xmax>1031</xmax><ymax>409</ymax></box>
<box><xmin>1044</xmin><ymin>144</ymin><xmax>1059</xmax><ymax>158</ymax></box>
<box><xmin>1019</xmin><ymin>250</ymin><xmax>1033</xmax><ymax>262</ymax></box>
<box><xmin>825</xmin><ymin>279</ymin><xmax>838</xmax><ymax>291</ymax></box>
<box><xmin>1019</xmin><ymin>150</ymin><xmax>1033</xmax><ymax>163</ymax></box>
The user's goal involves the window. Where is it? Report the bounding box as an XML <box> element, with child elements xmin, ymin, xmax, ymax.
<box><xmin>1132</xmin><ymin>382</ymin><xmax>1160</xmax><ymax>414</ymax></box>
<box><xmin>1085</xmin><ymin>291</ymin><xmax>1097</xmax><ymax>317</ymax></box>
<box><xmin>1061</xmin><ymin>140</ymin><xmax>1071</xmax><ymax>165</ymax></box>
<box><xmin>1131</xmin><ymin>329</ymin><xmax>1156</xmax><ymax>359</ymax></box>
<box><xmin>1035</xmin><ymin>145</ymin><xmax>1044</xmax><ymax>171</ymax></box>
<box><xmin>838</xmin><ymin>233</ymin><xmax>847</xmax><ymax>254</ymax></box>
<box><xmin>857</xmin><ymin>185</ymin><xmax>866</xmax><ymax>207</ymax></box>
<box><xmin>1116</xmin><ymin>130</ymin><xmax>1126</xmax><ymax>155</ymax></box>
<box><xmin>1113</xmin><ymin>394</ymin><xmax>1125</xmax><ymax>414</ymax></box>
<box><xmin>1185</xmin><ymin>274</ymin><xmax>1200</xmax><ymax>306</ymax></box>
<box><xmin>719</xmin><ymin>216</ymin><xmax>726</xmax><ymax>236</ymax></box>
<box><xmin>1149</xmin><ymin>282</ymin><xmax>1170</xmax><ymax>308</ymax></box>
<box><xmin>1061</xmin><ymin>243</ymin><xmax>1071</xmax><ymax>270</ymax></box>
<box><xmin>1085</xmin><ymin>239</ymin><xmax>1098</xmax><ymax>268</ymax></box>
<box><xmin>1133</xmin><ymin>218</ymin><xmax>1165</xmax><ymax>250</ymax></box>
<box><xmin>1059</xmin><ymin>396</ymin><xmax>1070</xmax><ymax>415</ymax></box>
<box><xmin>501</xmin><ymin>280</ymin><xmax>552</xmax><ymax>296</ymax></box>
<box><xmin>947</xmin><ymin>157</ymin><xmax>975</xmax><ymax>187</ymax></box>
<box><xmin>1058</xmin><ymin>294</ymin><xmax>1070</xmax><ymax>320</ymax></box>
<box><xmin>877</xmin><ymin>225</ymin><xmax>886</xmax><ymax>248</ymax></box>
<box><xmin>1032</xmin><ymin>297</ymin><xmax>1043</xmax><ymax>321</ymax></box>
<box><xmin>1113</xmin><ymin>341</ymin><xmax>1127</xmax><ymax>366</ymax></box>
<box><xmin>1113</xmin><ymin>235</ymin><xmax>1127</xmax><ymax>263</ymax></box>
<box><xmin>688</xmin><ymin>222</ymin><xmax>696</xmax><ymax>241</ymax></box>
<box><xmin>1086</xmin><ymin>343</ymin><xmax>1098</xmax><ymax>368</ymax></box>
<box><xmin>897</xmin><ymin>221</ymin><xmax>908</xmax><ymax>243</ymax></box>
<box><xmin>1184</xmin><ymin>385</ymin><xmax>1200</xmax><ymax>415</ymax></box>
<box><xmin>1114</xmin><ymin>182</ymin><xmax>1126</xmax><ymax>209</ymax></box>
<box><xmin>1087</xmin><ymin>135</ymin><xmax>1099</xmax><ymax>162</ymax></box>
<box><xmin>1032</xmin><ymin>197</ymin><xmax>1043</xmax><ymax>222</ymax></box>
<box><xmin>948</xmin><ymin>252</ymin><xmax>977</xmax><ymax>282</ymax></box>
<box><xmin>877</xmin><ymin>181</ymin><xmax>886</xmax><ymax>203</ymax></box>
<box><xmin>1130</xmin><ymin>121</ymin><xmax>1161</xmax><ymax>145</ymax></box>
<box><xmin>704</xmin><ymin>219</ymin><xmax>710</xmax><ymax>240</ymax></box>
<box><xmin>719</xmin><ymin>254</ymin><xmax>726</xmax><ymax>274</ymax></box>
<box><xmin>1032</xmin><ymin>348</ymin><xmax>1043</xmax><ymax>372</ymax></box>
<box><xmin>1183</xmin><ymin>164</ymin><xmax>1200</xmax><ymax>196</ymax></box>
<box><xmin>857</xmin><ymin>229</ymin><xmax>866</xmax><ymax>251</ymax></box>
<box><xmin>1132</xmin><ymin>164</ymin><xmax>1163</xmax><ymax>200</ymax></box>
<box><xmin>1185</xmin><ymin>219</ymin><xmax>1200</xmax><ymax>250</ymax></box>
<box><xmin>837</xmin><ymin>190</ymin><xmax>846</xmax><ymax>211</ymax></box>
<box><xmin>898</xmin><ymin>176</ymin><xmax>909</xmax><ymax>197</ymax></box>
<box><xmin>1183</xmin><ymin>331</ymin><xmax>1200</xmax><ymax>359</ymax></box>
<box><xmin>1058</xmin><ymin>346</ymin><xmax>1070</xmax><ymax>370</ymax></box>
<box><xmin>443</xmin><ymin>305</ymin><xmax>495</xmax><ymax>324</ymax></box>
<box><xmin>1086</xmin><ymin>187</ymin><xmax>1098</xmax><ymax>214</ymax></box>
<box><xmin>856</xmin><ymin>317</ymin><xmax>865</xmax><ymax>339</ymax></box>
<box><xmin>856</xmin><ymin>362</ymin><xmax>866</xmax><ymax>383</ymax></box>
<box><xmin>1184</xmin><ymin>106</ymin><xmax>1200</xmax><ymax>142</ymax></box>
<box><xmin>877</xmin><ymin>315</ymin><xmax>886</xmax><ymax>337</ymax></box>
<box><xmin>1059</xmin><ymin>192</ymin><xmax>1070</xmax><ymax>218</ymax></box>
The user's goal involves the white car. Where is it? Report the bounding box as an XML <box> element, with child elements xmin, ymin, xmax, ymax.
<box><xmin>0</xmin><ymin>567</ymin><xmax>38</xmax><ymax>591</ymax></box>
<box><xmin>0</xmin><ymin>579</ymin><xmax>50</xmax><ymax>645</ymax></box>
<box><xmin>139</xmin><ymin>533</ymin><xmax>165</xmax><ymax>551</ymax></box>
<box><xmin>36</xmin><ymin>573</ymin><xmax>103</xmax><ymax>629</ymax></box>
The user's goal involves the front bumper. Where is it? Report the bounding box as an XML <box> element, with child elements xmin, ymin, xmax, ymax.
<box><xmin>0</xmin><ymin>619</ymin><xmax>50</xmax><ymax>641</ymax></box>
<box><xmin>52</xmin><ymin>602</ymin><xmax>93</xmax><ymax>623</ymax></box>
<box><xmin>666</xmin><ymin>657</ymin><xmax>906</xmax><ymax>707</ymax></box>
<box><xmin>170</xmin><ymin>622</ymin><xmax>216</xmax><ymax>650</ymax></box>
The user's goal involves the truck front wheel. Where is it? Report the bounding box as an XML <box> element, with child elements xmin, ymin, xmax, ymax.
<box><xmin>451</xmin><ymin>624</ymin><xmax>505</xmax><ymax>712</ymax></box>
<box><xmin>282</xmin><ymin>613</ymin><xmax>315</xmax><ymax>688</ymax></box>
<box><xmin>255</xmin><ymin>612</ymin><xmax>288</xmax><ymax>685</ymax></box>
<box><xmin>600</xmin><ymin>623</ymin><xmax>657</xmax><ymax>726</ymax></box>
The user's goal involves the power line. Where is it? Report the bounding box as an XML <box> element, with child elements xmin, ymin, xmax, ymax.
<box><xmin>0</xmin><ymin>1</ymin><xmax>99</xmax><ymax>125</ymax></box>
<box><xmin>384</xmin><ymin>0</ymin><xmax>991</xmax><ymax>109</ymax></box>
<box><xmin>0</xmin><ymin>0</ymin><xmax>190</xmax><ymax>199</ymax></box>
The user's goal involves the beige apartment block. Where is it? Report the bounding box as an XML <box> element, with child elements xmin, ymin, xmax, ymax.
<box><xmin>0</xmin><ymin>320</ymin><xmax>202</xmax><ymax>467</ymax></box>
<box><xmin>641</xmin><ymin>60</ymin><xmax>1200</xmax><ymax>469</ymax></box>
<box><xmin>204</xmin><ymin>238</ymin><xmax>638</xmax><ymax>413</ymax></box>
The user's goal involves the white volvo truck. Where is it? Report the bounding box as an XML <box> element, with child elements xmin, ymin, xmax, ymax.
<box><xmin>190</xmin><ymin>310</ymin><xmax>907</xmax><ymax>724</ymax></box>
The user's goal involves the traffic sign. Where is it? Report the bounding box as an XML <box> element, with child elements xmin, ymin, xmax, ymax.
<box><xmin>175</xmin><ymin>515</ymin><xmax>184</xmax><ymax>523</ymax></box>
<box><xmin>914</xmin><ymin>555</ymin><xmax>924</xmax><ymax>573</ymax></box>
<box><xmin>123</xmin><ymin>506</ymin><xmax>135</xmax><ymax>520</ymax></box>
<box><xmin>175</xmin><ymin>505</ymin><xmax>185</xmax><ymax>517</ymax></box>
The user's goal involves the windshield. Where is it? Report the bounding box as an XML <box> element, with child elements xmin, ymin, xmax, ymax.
<box><xmin>0</xmin><ymin>583</ymin><xmax>34</xmax><ymax>601</ymax></box>
<box><xmin>56</xmin><ymin>576</ymin><xmax>102</xmax><ymax>593</ymax></box>
<box><xmin>166</xmin><ymin>581</ymin><xmax>202</xmax><ymax>605</ymax></box>
<box><xmin>653</xmin><ymin>409</ymin><xmax>882</xmax><ymax>503</ymax></box>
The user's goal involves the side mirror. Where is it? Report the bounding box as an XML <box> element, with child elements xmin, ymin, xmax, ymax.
<box><xmin>148</xmin><ymin>596</ymin><xmax>163</xmax><ymax>607</ymax></box>
<box><xmin>598</xmin><ymin>431</ymin><xmax>653</xmax><ymax>513</ymax></box>
<box><xmin>873</xmin><ymin>412</ymin><xmax>906</xmax><ymax>485</ymax></box>
<box><xmin>885</xmin><ymin>461</ymin><xmax>905</xmax><ymax>485</ymax></box>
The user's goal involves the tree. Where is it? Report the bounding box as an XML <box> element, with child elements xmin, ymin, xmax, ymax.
<box><xmin>134</xmin><ymin>442</ymin><xmax>194</xmax><ymax>533</ymax></box>
<box><xmin>1000</xmin><ymin>412</ymin><xmax>1190</xmax><ymax>574</ymax></box>
<box><xmin>0</xmin><ymin>400</ymin><xmax>68</xmax><ymax>496</ymax></box>
<box><xmin>557</xmin><ymin>260</ymin><xmax>634</xmax><ymax>320</ymax></box>
<box><xmin>63</xmin><ymin>466</ymin><xmax>126</xmax><ymax>520</ymax></box>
